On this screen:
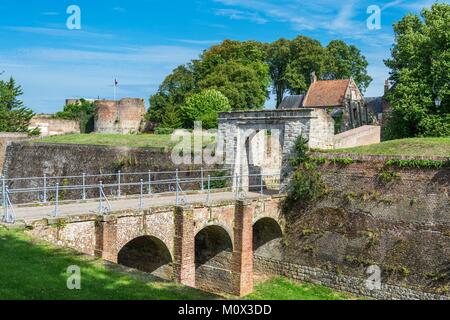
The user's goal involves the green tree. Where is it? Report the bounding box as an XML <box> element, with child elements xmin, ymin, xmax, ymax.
<box><xmin>147</xmin><ymin>64</ymin><xmax>196</xmax><ymax>123</ymax></box>
<box><xmin>180</xmin><ymin>89</ymin><xmax>231</xmax><ymax>129</ymax></box>
<box><xmin>196</xmin><ymin>40</ymin><xmax>270</xmax><ymax>110</ymax></box>
<box><xmin>324</xmin><ymin>40</ymin><xmax>372</xmax><ymax>93</ymax></box>
<box><xmin>161</xmin><ymin>103</ymin><xmax>183</xmax><ymax>129</ymax></box>
<box><xmin>54</xmin><ymin>99</ymin><xmax>95</xmax><ymax>133</ymax></box>
<box><xmin>267</xmin><ymin>38</ymin><xmax>291</xmax><ymax>107</ymax></box>
<box><xmin>284</xmin><ymin>36</ymin><xmax>327</xmax><ymax>94</ymax></box>
<box><xmin>384</xmin><ymin>3</ymin><xmax>450</xmax><ymax>138</ymax></box>
<box><xmin>198</xmin><ymin>61</ymin><xmax>268</xmax><ymax>110</ymax></box>
<box><xmin>0</xmin><ymin>77</ymin><xmax>36</xmax><ymax>134</ymax></box>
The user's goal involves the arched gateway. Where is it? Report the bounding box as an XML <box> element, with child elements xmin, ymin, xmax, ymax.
<box><xmin>218</xmin><ymin>109</ymin><xmax>335</xmax><ymax>192</ymax></box>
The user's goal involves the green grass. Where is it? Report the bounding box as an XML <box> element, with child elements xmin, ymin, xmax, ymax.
<box><xmin>0</xmin><ymin>227</ymin><xmax>354</xmax><ymax>300</ymax></box>
<box><xmin>320</xmin><ymin>137</ymin><xmax>450</xmax><ymax>157</ymax></box>
<box><xmin>36</xmin><ymin>133</ymin><xmax>216</xmax><ymax>150</ymax></box>
<box><xmin>0</xmin><ymin>227</ymin><xmax>215</xmax><ymax>300</ymax></box>
<box><xmin>245</xmin><ymin>277</ymin><xmax>354</xmax><ymax>300</ymax></box>
<box><xmin>36</xmin><ymin>134</ymin><xmax>175</xmax><ymax>149</ymax></box>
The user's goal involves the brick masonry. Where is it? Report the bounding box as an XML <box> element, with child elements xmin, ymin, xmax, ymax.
<box><xmin>26</xmin><ymin>159</ymin><xmax>449</xmax><ymax>300</ymax></box>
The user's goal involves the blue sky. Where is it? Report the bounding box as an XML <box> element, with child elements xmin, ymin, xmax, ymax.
<box><xmin>0</xmin><ymin>0</ymin><xmax>447</xmax><ymax>113</ymax></box>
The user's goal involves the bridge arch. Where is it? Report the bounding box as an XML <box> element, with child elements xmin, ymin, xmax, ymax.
<box><xmin>253</xmin><ymin>217</ymin><xmax>283</xmax><ymax>260</ymax></box>
<box><xmin>194</xmin><ymin>225</ymin><xmax>234</xmax><ymax>293</ymax></box>
<box><xmin>117</xmin><ymin>235</ymin><xmax>173</xmax><ymax>280</ymax></box>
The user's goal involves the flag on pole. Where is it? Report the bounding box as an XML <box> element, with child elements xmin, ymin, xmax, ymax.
<box><xmin>113</xmin><ymin>78</ymin><xmax>118</xmax><ymax>101</ymax></box>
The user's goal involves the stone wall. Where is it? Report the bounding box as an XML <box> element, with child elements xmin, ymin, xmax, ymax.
<box><xmin>2</xmin><ymin>142</ymin><xmax>217</xmax><ymax>203</ymax></box>
<box><xmin>94</xmin><ymin>98</ymin><xmax>146</xmax><ymax>134</ymax></box>
<box><xmin>254</xmin><ymin>256</ymin><xmax>447</xmax><ymax>300</ymax></box>
<box><xmin>0</xmin><ymin>133</ymin><xmax>29</xmax><ymax>173</ymax></box>
<box><xmin>275</xmin><ymin>156</ymin><xmax>449</xmax><ymax>299</ymax></box>
<box><xmin>29</xmin><ymin>115</ymin><xmax>80</xmax><ymax>137</ymax></box>
<box><xmin>333</xmin><ymin>125</ymin><xmax>381</xmax><ymax>149</ymax></box>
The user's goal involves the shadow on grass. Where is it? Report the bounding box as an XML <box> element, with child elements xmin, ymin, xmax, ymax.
<box><xmin>0</xmin><ymin>227</ymin><xmax>218</xmax><ymax>300</ymax></box>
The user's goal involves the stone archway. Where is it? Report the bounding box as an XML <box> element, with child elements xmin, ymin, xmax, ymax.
<box><xmin>253</xmin><ymin>217</ymin><xmax>283</xmax><ymax>260</ymax></box>
<box><xmin>118</xmin><ymin>235</ymin><xmax>173</xmax><ymax>280</ymax></box>
<box><xmin>218</xmin><ymin>109</ymin><xmax>335</xmax><ymax>192</ymax></box>
<box><xmin>195</xmin><ymin>225</ymin><xmax>234</xmax><ymax>294</ymax></box>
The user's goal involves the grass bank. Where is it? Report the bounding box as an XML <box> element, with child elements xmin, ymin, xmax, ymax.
<box><xmin>320</xmin><ymin>137</ymin><xmax>450</xmax><ymax>157</ymax></box>
<box><xmin>0</xmin><ymin>227</ymin><xmax>355</xmax><ymax>300</ymax></box>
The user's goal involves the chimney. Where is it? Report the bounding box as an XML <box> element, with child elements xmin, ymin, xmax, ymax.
<box><xmin>310</xmin><ymin>71</ymin><xmax>317</xmax><ymax>84</ymax></box>
<box><xmin>384</xmin><ymin>80</ymin><xmax>390</xmax><ymax>95</ymax></box>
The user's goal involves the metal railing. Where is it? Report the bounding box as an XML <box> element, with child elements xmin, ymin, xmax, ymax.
<box><xmin>0</xmin><ymin>168</ymin><xmax>281</xmax><ymax>224</ymax></box>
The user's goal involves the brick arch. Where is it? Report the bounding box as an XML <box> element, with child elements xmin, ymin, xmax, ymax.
<box><xmin>117</xmin><ymin>235</ymin><xmax>174</xmax><ymax>280</ymax></box>
<box><xmin>115</xmin><ymin>212</ymin><xmax>175</xmax><ymax>259</ymax></box>
<box><xmin>252</xmin><ymin>217</ymin><xmax>284</xmax><ymax>260</ymax></box>
<box><xmin>194</xmin><ymin>224</ymin><xmax>234</xmax><ymax>294</ymax></box>
<box><xmin>194</xmin><ymin>221</ymin><xmax>234</xmax><ymax>242</ymax></box>
<box><xmin>252</xmin><ymin>200</ymin><xmax>284</xmax><ymax>233</ymax></box>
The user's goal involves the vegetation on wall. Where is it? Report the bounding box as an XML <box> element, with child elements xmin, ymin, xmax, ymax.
<box><xmin>385</xmin><ymin>159</ymin><xmax>450</xmax><ymax>169</ymax></box>
<box><xmin>285</xmin><ymin>136</ymin><xmax>326</xmax><ymax>205</ymax></box>
<box><xmin>0</xmin><ymin>77</ymin><xmax>37</xmax><ymax>135</ymax></box>
<box><xmin>54</xmin><ymin>99</ymin><xmax>95</xmax><ymax>133</ymax></box>
<box><xmin>384</xmin><ymin>3</ymin><xmax>450</xmax><ymax>139</ymax></box>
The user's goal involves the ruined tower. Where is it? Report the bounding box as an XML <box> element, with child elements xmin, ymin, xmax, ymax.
<box><xmin>94</xmin><ymin>98</ymin><xmax>146</xmax><ymax>134</ymax></box>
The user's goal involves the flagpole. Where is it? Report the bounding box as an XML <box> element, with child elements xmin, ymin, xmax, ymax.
<box><xmin>113</xmin><ymin>78</ymin><xmax>117</xmax><ymax>101</ymax></box>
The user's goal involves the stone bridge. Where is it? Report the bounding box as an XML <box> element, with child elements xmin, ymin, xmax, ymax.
<box><xmin>30</xmin><ymin>196</ymin><xmax>285</xmax><ymax>296</ymax></box>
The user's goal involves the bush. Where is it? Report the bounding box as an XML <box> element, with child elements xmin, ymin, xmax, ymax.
<box><xmin>180</xmin><ymin>89</ymin><xmax>231</xmax><ymax>129</ymax></box>
<box><xmin>154</xmin><ymin>127</ymin><xmax>175</xmax><ymax>135</ymax></box>
<box><xmin>54</xmin><ymin>99</ymin><xmax>95</xmax><ymax>133</ymax></box>
<box><xmin>286</xmin><ymin>136</ymin><xmax>325</xmax><ymax>204</ymax></box>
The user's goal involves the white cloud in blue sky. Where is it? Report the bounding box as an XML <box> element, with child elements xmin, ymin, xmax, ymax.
<box><xmin>0</xmin><ymin>0</ymin><xmax>447</xmax><ymax>113</ymax></box>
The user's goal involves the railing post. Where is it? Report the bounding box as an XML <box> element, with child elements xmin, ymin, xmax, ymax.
<box><xmin>117</xmin><ymin>171</ymin><xmax>121</xmax><ymax>198</ymax></box>
<box><xmin>43</xmin><ymin>173</ymin><xmax>47</xmax><ymax>204</ymax></box>
<box><xmin>99</xmin><ymin>181</ymin><xmax>103</xmax><ymax>213</ymax></box>
<box><xmin>2</xmin><ymin>176</ymin><xmax>7</xmax><ymax>222</ymax></box>
<box><xmin>201</xmin><ymin>167</ymin><xmax>204</xmax><ymax>192</ymax></box>
<box><xmin>82</xmin><ymin>173</ymin><xmax>86</xmax><ymax>201</ymax></box>
<box><xmin>53</xmin><ymin>183</ymin><xmax>60</xmax><ymax>217</ymax></box>
<box><xmin>148</xmin><ymin>170</ymin><xmax>152</xmax><ymax>195</ymax></box>
<box><xmin>235</xmin><ymin>173</ymin><xmax>239</xmax><ymax>199</ymax></box>
<box><xmin>4</xmin><ymin>186</ymin><xmax>14</xmax><ymax>223</ymax></box>
<box><xmin>260</xmin><ymin>173</ymin><xmax>264</xmax><ymax>195</ymax></box>
<box><xmin>207</xmin><ymin>175</ymin><xmax>211</xmax><ymax>203</ymax></box>
<box><xmin>175</xmin><ymin>171</ymin><xmax>179</xmax><ymax>205</ymax></box>
<box><xmin>139</xmin><ymin>179</ymin><xmax>144</xmax><ymax>209</ymax></box>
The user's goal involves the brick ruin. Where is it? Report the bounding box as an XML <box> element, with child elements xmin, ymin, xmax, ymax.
<box><xmin>94</xmin><ymin>98</ymin><xmax>146</xmax><ymax>134</ymax></box>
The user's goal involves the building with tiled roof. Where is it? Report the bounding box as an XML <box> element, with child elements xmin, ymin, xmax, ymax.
<box><xmin>278</xmin><ymin>72</ymin><xmax>374</xmax><ymax>133</ymax></box>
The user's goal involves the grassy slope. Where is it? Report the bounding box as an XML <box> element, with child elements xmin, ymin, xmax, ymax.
<box><xmin>0</xmin><ymin>227</ymin><xmax>214</xmax><ymax>300</ymax></box>
<box><xmin>321</xmin><ymin>137</ymin><xmax>450</xmax><ymax>157</ymax></box>
<box><xmin>0</xmin><ymin>228</ymin><xmax>353</xmax><ymax>300</ymax></box>
<box><xmin>36</xmin><ymin>134</ymin><xmax>175</xmax><ymax>149</ymax></box>
<box><xmin>245</xmin><ymin>277</ymin><xmax>353</xmax><ymax>300</ymax></box>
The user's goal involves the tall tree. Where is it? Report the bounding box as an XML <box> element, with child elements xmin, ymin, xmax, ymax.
<box><xmin>324</xmin><ymin>40</ymin><xmax>372</xmax><ymax>93</ymax></box>
<box><xmin>147</xmin><ymin>64</ymin><xmax>196</xmax><ymax>123</ymax></box>
<box><xmin>267</xmin><ymin>38</ymin><xmax>291</xmax><ymax>107</ymax></box>
<box><xmin>384</xmin><ymin>3</ymin><xmax>450</xmax><ymax>138</ymax></box>
<box><xmin>196</xmin><ymin>40</ymin><xmax>270</xmax><ymax>110</ymax></box>
<box><xmin>284</xmin><ymin>36</ymin><xmax>327</xmax><ymax>95</ymax></box>
<box><xmin>0</xmin><ymin>77</ymin><xmax>36</xmax><ymax>134</ymax></box>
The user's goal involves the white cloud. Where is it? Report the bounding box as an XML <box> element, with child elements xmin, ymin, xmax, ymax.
<box><xmin>215</xmin><ymin>8</ymin><xmax>268</xmax><ymax>24</ymax></box>
<box><xmin>3</xmin><ymin>26</ymin><xmax>116</xmax><ymax>39</ymax></box>
<box><xmin>170</xmin><ymin>38</ymin><xmax>221</xmax><ymax>45</ymax></box>
<box><xmin>112</xmin><ymin>7</ymin><xmax>126</xmax><ymax>12</ymax></box>
<box><xmin>41</xmin><ymin>12</ymin><xmax>60</xmax><ymax>16</ymax></box>
<box><xmin>0</xmin><ymin>44</ymin><xmax>203</xmax><ymax>112</ymax></box>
